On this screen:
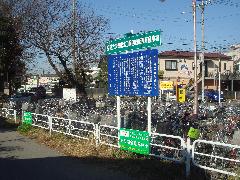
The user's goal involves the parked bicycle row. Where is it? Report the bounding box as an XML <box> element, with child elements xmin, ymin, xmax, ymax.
<box><xmin>3</xmin><ymin>96</ymin><xmax>240</xmax><ymax>145</ymax></box>
<box><xmin>1</xmin><ymin>106</ymin><xmax>240</xmax><ymax>179</ymax></box>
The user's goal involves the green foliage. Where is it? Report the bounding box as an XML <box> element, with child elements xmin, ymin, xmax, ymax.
<box><xmin>95</xmin><ymin>55</ymin><xmax>108</xmax><ymax>88</ymax></box>
<box><xmin>17</xmin><ymin>123</ymin><xmax>32</xmax><ymax>134</ymax></box>
<box><xmin>0</xmin><ymin>14</ymin><xmax>25</xmax><ymax>93</ymax></box>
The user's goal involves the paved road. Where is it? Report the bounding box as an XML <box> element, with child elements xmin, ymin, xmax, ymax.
<box><xmin>0</xmin><ymin>128</ymin><xmax>134</xmax><ymax>180</ymax></box>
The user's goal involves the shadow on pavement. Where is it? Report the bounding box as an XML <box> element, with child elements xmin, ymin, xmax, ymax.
<box><xmin>0</xmin><ymin>116</ymin><xmax>18</xmax><ymax>132</ymax></box>
<box><xmin>0</xmin><ymin>145</ymin><xmax>23</xmax><ymax>152</ymax></box>
<box><xmin>0</xmin><ymin>116</ymin><xmax>210</xmax><ymax>180</ymax></box>
<box><xmin>0</xmin><ymin>155</ymin><xmax>210</xmax><ymax>180</ymax></box>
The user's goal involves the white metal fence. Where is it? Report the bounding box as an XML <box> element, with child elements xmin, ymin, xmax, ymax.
<box><xmin>99</xmin><ymin>124</ymin><xmax>119</xmax><ymax>148</ymax></box>
<box><xmin>32</xmin><ymin>113</ymin><xmax>49</xmax><ymax>130</ymax></box>
<box><xmin>0</xmin><ymin>108</ymin><xmax>239</xmax><ymax>178</ymax></box>
<box><xmin>192</xmin><ymin>139</ymin><xmax>240</xmax><ymax>177</ymax></box>
<box><xmin>150</xmin><ymin>133</ymin><xmax>186</xmax><ymax>163</ymax></box>
<box><xmin>30</xmin><ymin>113</ymin><xmax>96</xmax><ymax>140</ymax></box>
<box><xmin>0</xmin><ymin>108</ymin><xmax>17</xmax><ymax>123</ymax></box>
<box><xmin>51</xmin><ymin>117</ymin><xmax>95</xmax><ymax>140</ymax></box>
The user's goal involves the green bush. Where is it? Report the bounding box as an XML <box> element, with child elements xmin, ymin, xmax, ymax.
<box><xmin>17</xmin><ymin>123</ymin><xmax>32</xmax><ymax>133</ymax></box>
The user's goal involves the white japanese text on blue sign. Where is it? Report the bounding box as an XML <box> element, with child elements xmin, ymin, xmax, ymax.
<box><xmin>108</xmin><ymin>49</ymin><xmax>159</xmax><ymax>96</ymax></box>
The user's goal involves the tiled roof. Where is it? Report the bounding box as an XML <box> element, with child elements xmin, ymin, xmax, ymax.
<box><xmin>159</xmin><ymin>50</ymin><xmax>232</xmax><ymax>60</ymax></box>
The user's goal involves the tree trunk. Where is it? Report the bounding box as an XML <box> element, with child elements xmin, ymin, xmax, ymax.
<box><xmin>58</xmin><ymin>55</ymin><xmax>86</xmax><ymax>95</ymax></box>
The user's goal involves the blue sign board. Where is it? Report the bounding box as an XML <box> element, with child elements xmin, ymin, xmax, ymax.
<box><xmin>108</xmin><ymin>49</ymin><xmax>159</xmax><ymax>96</ymax></box>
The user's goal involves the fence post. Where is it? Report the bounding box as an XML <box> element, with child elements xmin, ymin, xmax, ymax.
<box><xmin>6</xmin><ymin>109</ymin><xmax>9</xmax><ymax>119</ymax></box>
<box><xmin>185</xmin><ymin>138</ymin><xmax>191</xmax><ymax>178</ymax></box>
<box><xmin>95</xmin><ymin>123</ymin><xmax>100</xmax><ymax>146</ymax></box>
<box><xmin>49</xmin><ymin>116</ymin><xmax>52</xmax><ymax>136</ymax></box>
<box><xmin>68</xmin><ymin>119</ymin><xmax>71</xmax><ymax>134</ymax></box>
<box><xmin>3</xmin><ymin>108</ymin><xmax>7</xmax><ymax>118</ymax></box>
<box><xmin>22</xmin><ymin>111</ymin><xmax>24</xmax><ymax>123</ymax></box>
<box><xmin>14</xmin><ymin>110</ymin><xmax>17</xmax><ymax>124</ymax></box>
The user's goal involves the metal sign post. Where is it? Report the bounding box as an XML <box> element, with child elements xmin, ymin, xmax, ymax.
<box><xmin>147</xmin><ymin>97</ymin><xmax>151</xmax><ymax>135</ymax></box>
<box><xmin>117</xmin><ymin>96</ymin><xmax>121</xmax><ymax>130</ymax></box>
<box><xmin>106</xmin><ymin>29</ymin><xmax>162</xmax><ymax>153</ymax></box>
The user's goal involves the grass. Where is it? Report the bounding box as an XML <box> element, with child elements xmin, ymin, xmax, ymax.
<box><xmin>18</xmin><ymin>127</ymin><xmax>212</xmax><ymax>180</ymax></box>
<box><xmin>228</xmin><ymin>168</ymin><xmax>240</xmax><ymax>180</ymax></box>
<box><xmin>17</xmin><ymin>123</ymin><xmax>32</xmax><ymax>134</ymax></box>
<box><xmin>20</xmin><ymin>127</ymin><xmax>189</xmax><ymax>180</ymax></box>
<box><xmin>24</xmin><ymin>127</ymin><xmax>134</xmax><ymax>159</ymax></box>
<box><xmin>1</xmin><ymin>116</ymin><xmax>212</xmax><ymax>179</ymax></box>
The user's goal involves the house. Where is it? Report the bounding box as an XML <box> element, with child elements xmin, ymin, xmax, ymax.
<box><xmin>18</xmin><ymin>74</ymin><xmax>60</xmax><ymax>92</ymax></box>
<box><xmin>86</xmin><ymin>66</ymin><xmax>100</xmax><ymax>88</ymax></box>
<box><xmin>158</xmin><ymin>50</ymin><xmax>233</xmax><ymax>90</ymax></box>
<box><xmin>38</xmin><ymin>74</ymin><xmax>60</xmax><ymax>87</ymax></box>
<box><xmin>225</xmin><ymin>44</ymin><xmax>240</xmax><ymax>72</ymax></box>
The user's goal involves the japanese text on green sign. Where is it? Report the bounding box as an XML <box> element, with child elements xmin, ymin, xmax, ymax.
<box><xmin>119</xmin><ymin>128</ymin><xmax>150</xmax><ymax>155</ymax></box>
<box><xmin>106</xmin><ymin>30</ymin><xmax>161</xmax><ymax>55</ymax></box>
<box><xmin>23</xmin><ymin>112</ymin><xmax>32</xmax><ymax>125</ymax></box>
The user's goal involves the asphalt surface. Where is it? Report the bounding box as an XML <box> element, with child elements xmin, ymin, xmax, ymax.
<box><xmin>0</xmin><ymin>128</ymin><xmax>134</xmax><ymax>180</ymax></box>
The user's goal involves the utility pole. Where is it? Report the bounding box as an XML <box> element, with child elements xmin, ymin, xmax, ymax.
<box><xmin>72</xmin><ymin>0</ymin><xmax>77</xmax><ymax>75</ymax></box>
<box><xmin>214</xmin><ymin>64</ymin><xmax>216</xmax><ymax>90</ymax></box>
<box><xmin>193</xmin><ymin>0</ymin><xmax>198</xmax><ymax>117</ymax></box>
<box><xmin>218</xmin><ymin>58</ymin><xmax>221</xmax><ymax>106</ymax></box>
<box><xmin>201</xmin><ymin>0</ymin><xmax>205</xmax><ymax>102</ymax></box>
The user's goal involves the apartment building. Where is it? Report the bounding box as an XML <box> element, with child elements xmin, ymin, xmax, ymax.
<box><xmin>158</xmin><ymin>50</ymin><xmax>233</xmax><ymax>90</ymax></box>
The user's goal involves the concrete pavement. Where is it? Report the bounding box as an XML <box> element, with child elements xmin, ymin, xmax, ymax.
<box><xmin>0</xmin><ymin>128</ymin><xmax>134</xmax><ymax>180</ymax></box>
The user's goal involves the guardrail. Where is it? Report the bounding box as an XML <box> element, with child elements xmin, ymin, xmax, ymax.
<box><xmin>0</xmin><ymin>108</ymin><xmax>17</xmax><ymax>123</ymax></box>
<box><xmin>99</xmin><ymin>124</ymin><xmax>119</xmax><ymax>148</ymax></box>
<box><xmin>0</xmin><ymin>108</ymin><xmax>7</xmax><ymax>117</ymax></box>
<box><xmin>32</xmin><ymin>113</ymin><xmax>49</xmax><ymax>129</ymax></box>
<box><xmin>150</xmin><ymin>133</ymin><xmax>185</xmax><ymax>163</ymax></box>
<box><xmin>1</xmin><ymin>108</ymin><xmax>239</xmax><ymax>178</ymax></box>
<box><xmin>28</xmin><ymin>113</ymin><xmax>96</xmax><ymax>140</ymax></box>
<box><xmin>51</xmin><ymin>116</ymin><xmax>95</xmax><ymax>140</ymax></box>
<box><xmin>192</xmin><ymin>139</ymin><xmax>240</xmax><ymax>177</ymax></box>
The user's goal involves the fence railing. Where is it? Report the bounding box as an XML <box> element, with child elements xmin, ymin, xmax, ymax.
<box><xmin>192</xmin><ymin>139</ymin><xmax>240</xmax><ymax>177</ymax></box>
<box><xmin>32</xmin><ymin>113</ymin><xmax>49</xmax><ymax>130</ymax></box>
<box><xmin>1</xmin><ymin>108</ymin><xmax>239</xmax><ymax>178</ymax></box>
<box><xmin>150</xmin><ymin>133</ymin><xmax>185</xmax><ymax>163</ymax></box>
<box><xmin>0</xmin><ymin>108</ymin><xmax>17</xmax><ymax>123</ymax></box>
<box><xmin>31</xmin><ymin>114</ymin><xmax>96</xmax><ymax>140</ymax></box>
<box><xmin>224</xmin><ymin>91</ymin><xmax>240</xmax><ymax>100</ymax></box>
<box><xmin>99</xmin><ymin>124</ymin><xmax>119</xmax><ymax>148</ymax></box>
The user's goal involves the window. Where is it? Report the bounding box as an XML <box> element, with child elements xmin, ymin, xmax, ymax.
<box><xmin>192</xmin><ymin>62</ymin><xmax>195</xmax><ymax>70</ymax></box>
<box><xmin>165</xmin><ymin>60</ymin><xmax>177</xmax><ymax>70</ymax></box>
<box><xmin>224</xmin><ymin>63</ymin><xmax>227</xmax><ymax>70</ymax></box>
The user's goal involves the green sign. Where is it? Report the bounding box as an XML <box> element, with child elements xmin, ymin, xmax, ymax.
<box><xmin>188</xmin><ymin>127</ymin><xmax>200</xmax><ymax>139</ymax></box>
<box><xmin>23</xmin><ymin>112</ymin><xmax>32</xmax><ymax>125</ymax></box>
<box><xmin>106</xmin><ymin>30</ymin><xmax>161</xmax><ymax>55</ymax></box>
<box><xmin>119</xmin><ymin>128</ymin><xmax>150</xmax><ymax>155</ymax></box>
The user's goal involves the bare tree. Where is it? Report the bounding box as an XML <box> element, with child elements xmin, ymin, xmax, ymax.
<box><xmin>21</xmin><ymin>0</ymin><xmax>109</xmax><ymax>94</ymax></box>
